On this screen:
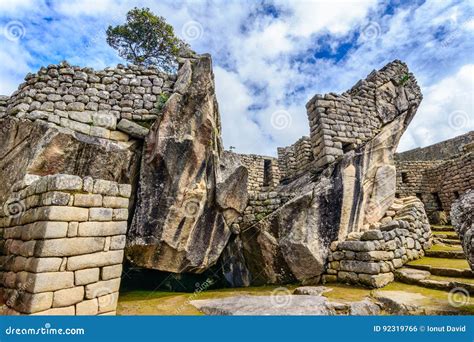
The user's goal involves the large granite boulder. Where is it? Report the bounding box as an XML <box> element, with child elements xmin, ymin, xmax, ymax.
<box><xmin>126</xmin><ymin>55</ymin><xmax>248</xmax><ymax>273</ymax></box>
<box><xmin>0</xmin><ymin>116</ymin><xmax>141</xmax><ymax>206</ymax></box>
<box><xmin>451</xmin><ymin>189</ymin><xmax>474</xmax><ymax>269</ymax></box>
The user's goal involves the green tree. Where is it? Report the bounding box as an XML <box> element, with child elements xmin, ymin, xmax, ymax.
<box><xmin>106</xmin><ymin>7</ymin><xmax>187</xmax><ymax>72</ymax></box>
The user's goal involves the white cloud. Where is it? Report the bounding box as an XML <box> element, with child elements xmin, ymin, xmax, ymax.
<box><xmin>0</xmin><ymin>0</ymin><xmax>472</xmax><ymax>157</ymax></box>
<box><xmin>0</xmin><ymin>0</ymin><xmax>39</xmax><ymax>14</ymax></box>
<box><xmin>277</xmin><ymin>0</ymin><xmax>378</xmax><ymax>37</ymax></box>
<box><xmin>55</xmin><ymin>0</ymin><xmax>120</xmax><ymax>15</ymax></box>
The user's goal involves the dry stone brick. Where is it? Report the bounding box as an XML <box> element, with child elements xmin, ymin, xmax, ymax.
<box><xmin>77</xmin><ymin>221</ymin><xmax>127</xmax><ymax>237</ymax></box>
<box><xmin>85</xmin><ymin>278</ymin><xmax>121</xmax><ymax>299</ymax></box>
<box><xmin>101</xmin><ymin>264</ymin><xmax>122</xmax><ymax>280</ymax></box>
<box><xmin>67</xmin><ymin>250</ymin><xmax>124</xmax><ymax>270</ymax></box>
<box><xmin>34</xmin><ymin>237</ymin><xmax>105</xmax><ymax>257</ymax></box>
<box><xmin>74</xmin><ymin>194</ymin><xmax>102</xmax><ymax>207</ymax></box>
<box><xmin>75</xmin><ymin>268</ymin><xmax>100</xmax><ymax>285</ymax></box>
<box><xmin>53</xmin><ymin>286</ymin><xmax>84</xmax><ymax>307</ymax></box>
<box><xmin>76</xmin><ymin>298</ymin><xmax>98</xmax><ymax>315</ymax></box>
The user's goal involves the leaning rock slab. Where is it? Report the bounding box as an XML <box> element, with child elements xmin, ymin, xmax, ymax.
<box><xmin>127</xmin><ymin>55</ymin><xmax>247</xmax><ymax>273</ymax></box>
<box><xmin>451</xmin><ymin>189</ymin><xmax>474</xmax><ymax>270</ymax></box>
<box><xmin>238</xmin><ymin>61</ymin><xmax>422</xmax><ymax>285</ymax></box>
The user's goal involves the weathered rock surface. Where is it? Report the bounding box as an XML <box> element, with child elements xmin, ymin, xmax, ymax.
<box><xmin>191</xmin><ymin>295</ymin><xmax>380</xmax><ymax>315</ymax></box>
<box><xmin>232</xmin><ymin>61</ymin><xmax>422</xmax><ymax>285</ymax></box>
<box><xmin>126</xmin><ymin>55</ymin><xmax>248</xmax><ymax>273</ymax></box>
<box><xmin>372</xmin><ymin>290</ymin><xmax>460</xmax><ymax>315</ymax></box>
<box><xmin>0</xmin><ymin>116</ymin><xmax>141</xmax><ymax>206</ymax></box>
<box><xmin>451</xmin><ymin>190</ymin><xmax>474</xmax><ymax>270</ymax></box>
<box><xmin>293</xmin><ymin>286</ymin><xmax>332</xmax><ymax>296</ymax></box>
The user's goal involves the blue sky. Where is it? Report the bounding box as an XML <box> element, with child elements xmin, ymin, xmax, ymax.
<box><xmin>0</xmin><ymin>0</ymin><xmax>473</xmax><ymax>156</ymax></box>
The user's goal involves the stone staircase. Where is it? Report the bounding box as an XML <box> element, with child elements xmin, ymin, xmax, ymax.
<box><xmin>395</xmin><ymin>225</ymin><xmax>474</xmax><ymax>294</ymax></box>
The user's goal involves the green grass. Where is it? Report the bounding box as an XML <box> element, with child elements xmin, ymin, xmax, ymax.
<box><xmin>429</xmin><ymin>275</ymin><xmax>474</xmax><ymax>284</ymax></box>
<box><xmin>117</xmin><ymin>285</ymin><xmax>299</xmax><ymax>315</ymax></box>
<box><xmin>407</xmin><ymin>257</ymin><xmax>470</xmax><ymax>270</ymax></box>
<box><xmin>428</xmin><ymin>244</ymin><xmax>463</xmax><ymax>252</ymax></box>
<box><xmin>432</xmin><ymin>231</ymin><xmax>458</xmax><ymax>237</ymax></box>
<box><xmin>382</xmin><ymin>282</ymin><xmax>474</xmax><ymax>314</ymax></box>
<box><xmin>116</xmin><ymin>280</ymin><xmax>474</xmax><ymax>315</ymax></box>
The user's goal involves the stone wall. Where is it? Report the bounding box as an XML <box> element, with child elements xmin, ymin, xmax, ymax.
<box><xmin>0</xmin><ymin>95</ymin><xmax>8</xmax><ymax>116</ymax></box>
<box><xmin>396</xmin><ymin>131</ymin><xmax>474</xmax><ymax>161</ymax></box>
<box><xmin>324</xmin><ymin>197</ymin><xmax>432</xmax><ymax>288</ymax></box>
<box><xmin>422</xmin><ymin>152</ymin><xmax>474</xmax><ymax>214</ymax></box>
<box><xmin>306</xmin><ymin>61</ymin><xmax>420</xmax><ymax>170</ymax></box>
<box><xmin>1</xmin><ymin>61</ymin><xmax>176</xmax><ymax>141</ymax></box>
<box><xmin>395</xmin><ymin>151</ymin><xmax>473</xmax><ymax>217</ymax></box>
<box><xmin>238</xmin><ymin>191</ymin><xmax>295</xmax><ymax>229</ymax></box>
<box><xmin>0</xmin><ymin>174</ymin><xmax>130</xmax><ymax>315</ymax></box>
<box><xmin>451</xmin><ymin>190</ymin><xmax>474</xmax><ymax>270</ymax></box>
<box><xmin>277</xmin><ymin>136</ymin><xmax>313</xmax><ymax>182</ymax></box>
<box><xmin>232</xmin><ymin>152</ymin><xmax>280</xmax><ymax>192</ymax></box>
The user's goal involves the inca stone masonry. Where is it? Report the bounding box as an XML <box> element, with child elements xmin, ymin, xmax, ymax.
<box><xmin>0</xmin><ymin>54</ymin><xmax>472</xmax><ymax>315</ymax></box>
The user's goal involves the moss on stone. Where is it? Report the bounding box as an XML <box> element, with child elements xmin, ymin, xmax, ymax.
<box><xmin>117</xmin><ymin>281</ymin><xmax>474</xmax><ymax>315</ymax></box>
<box><xmin>432</xmin><ymin>231</ymin><xmax>458</xmax><ymax>237</ymax></box>
<box><xmin>381</xmin><ymin>282</ymin><xmax>474</xmax><ymax>314</ymax></box>
<box><xmin>429</xmin><ymin>275</ymin><xmax>474</xmax><ymax>284</ymax></box>
<box><xmin>117</xmin><ymin>285</ymin><xmax>300</xmax><ymax>315</ymax></box>
<box><xmin>407</xmin><ymin>257</ymin><xmax>470</xmax><ymax>270</ymax></box>
<box><xmin>428</xmin><ymin>244</ymin><xmax>463</xmax><ymax>252</ymax></box>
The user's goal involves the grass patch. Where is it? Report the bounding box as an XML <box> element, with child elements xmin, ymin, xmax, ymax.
<box><xmin>117</xmin><ymin>285</ymin><xmax>299</xmax><ymax>315</ymax></box>
<box><xmin>429</xmin><ymin>275</ymin><xmax>474</xmax><ymax>284</ymax></box>
<box><xmin>407</xmin><ymin>257</ymin><xmax>470</xmax><ymax>270</ymax></box>
<box><xmin>428</xmin><ymin>244</ymin><xmax>463</xmax><ymax>252</ymax></box>
<box><xmin>382</xmin><ymin>282</ymin><xmax>474</xmax><ymax>314</ymax></box>
<box><xmin>318</xmin><ymin>284</ymin><xmax>372</xmax><ymax>302</ymax></box>
<box><xmin>116</xmin><ymin>281</ymin><xmax>474</xmax><ymax>315</ymax></box>
<box><xmin>432</xmin><ymin>231</ymin><xmax>458</xmax><ymax>237</ymax></box>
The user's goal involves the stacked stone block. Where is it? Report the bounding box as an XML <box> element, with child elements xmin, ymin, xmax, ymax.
<box><xmin>396</xmin><ymin>131</ymin><xmax>474</xmax><ymax>161</ymax></box>
<box><xmin>235</xmin><ymin>153</ymin><xmax>280</xmax><ymax>191</ymax></box>
<box><xmin>240</xmin><ymin>191</ymin><xmax>285</xmax><ymax>228</ymax></box>
<box><xmin>277</xmin><ymin>136</ymin><xmax>313</xmax><ymax>181</ymax></box>
<box><xmin>422</xmin><ymin>152</ymin><xmax>473</xmax><ymax>215</ymax></box>
<box><xmin>306</xmin><ymin>61</ymin><xmax>421</xmax><ymax>170</ymax></box>
<box><xmin>324</xmin><ymin>197</ymin><xmax>432</xmax><ymax>288</ymax></box>
<box><xmin>2</xmin><ymin>61</ymin><xmax>176</xmax><ymax>141</ymax></box>
<box><xmin>396</xmin><ymin>151</ymin><xmax>473</xmax><ymax>217</ymax></box>
<box><xmin>0</xmin><ymin>174</ymin><xmax>130</xmax><ymax>315</ymax></box>
<box><xmin>0</xmin><ymin>95</ymin><xmax>8</xmax><ymax>116</ymax></box>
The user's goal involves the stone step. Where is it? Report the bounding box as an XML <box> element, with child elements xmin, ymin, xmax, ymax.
<box><xmin>431</xmin><ymin>225</ymin><xmax>455</xmax><ymax>232</ymax></box>
<box><xmin>406</xmin><ymin>257</ymin><xmax>473</xmax><ymax>278</ymax></box>
<box><xmin>395</xmin><ymin>268</ymin><xmax>474</xmax><ymax>294</ymax></box>
<box><xmin>432</xmin><ymin>231</ymin><xmax>458</xmax><ymax>239</ymax></box>
<box><xmin>425</xmin><ymin>250</ymin><xmax>466</xmax><ymax>259</ymax></box>
<box><xmin>406</xmin><ymin>263</ymin><xmax>473</xmax><ymax>278</ymax></box>
<box><xmin>425</xmin><ymin>244</ymin><xmax>465</xmax><ymax>259</ymax></box>
<box><xmin>435</xmin><ymin>238</ymin><xmax>461</xmax><ymax>246</ymax></box>
<box><xmin>429</xmin><ymin>243</ymin><xmax>463</xmax><ymax>251</ymax></box>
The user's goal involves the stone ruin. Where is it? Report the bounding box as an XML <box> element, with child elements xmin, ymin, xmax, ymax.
<box><xmin>395</xmin><ymin>131</ymin><xmax>473</xmax><ymax>223</ymax></box>
<box><xmin>0</xmin><ymin>53</ymin><xmax>469</xmax><ymax>315</ymax></box>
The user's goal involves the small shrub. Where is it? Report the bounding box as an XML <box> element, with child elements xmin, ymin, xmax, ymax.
<box><xmin>156</xmin><ymin>93</ymin><xmax>169</xmax><ymax>111</ymax></box>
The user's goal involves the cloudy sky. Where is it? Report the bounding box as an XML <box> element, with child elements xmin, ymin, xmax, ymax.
<box><xmin>0</xmin><ymin>0</ymin><xmax>472</xmax><ymax>156</ymax></box>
